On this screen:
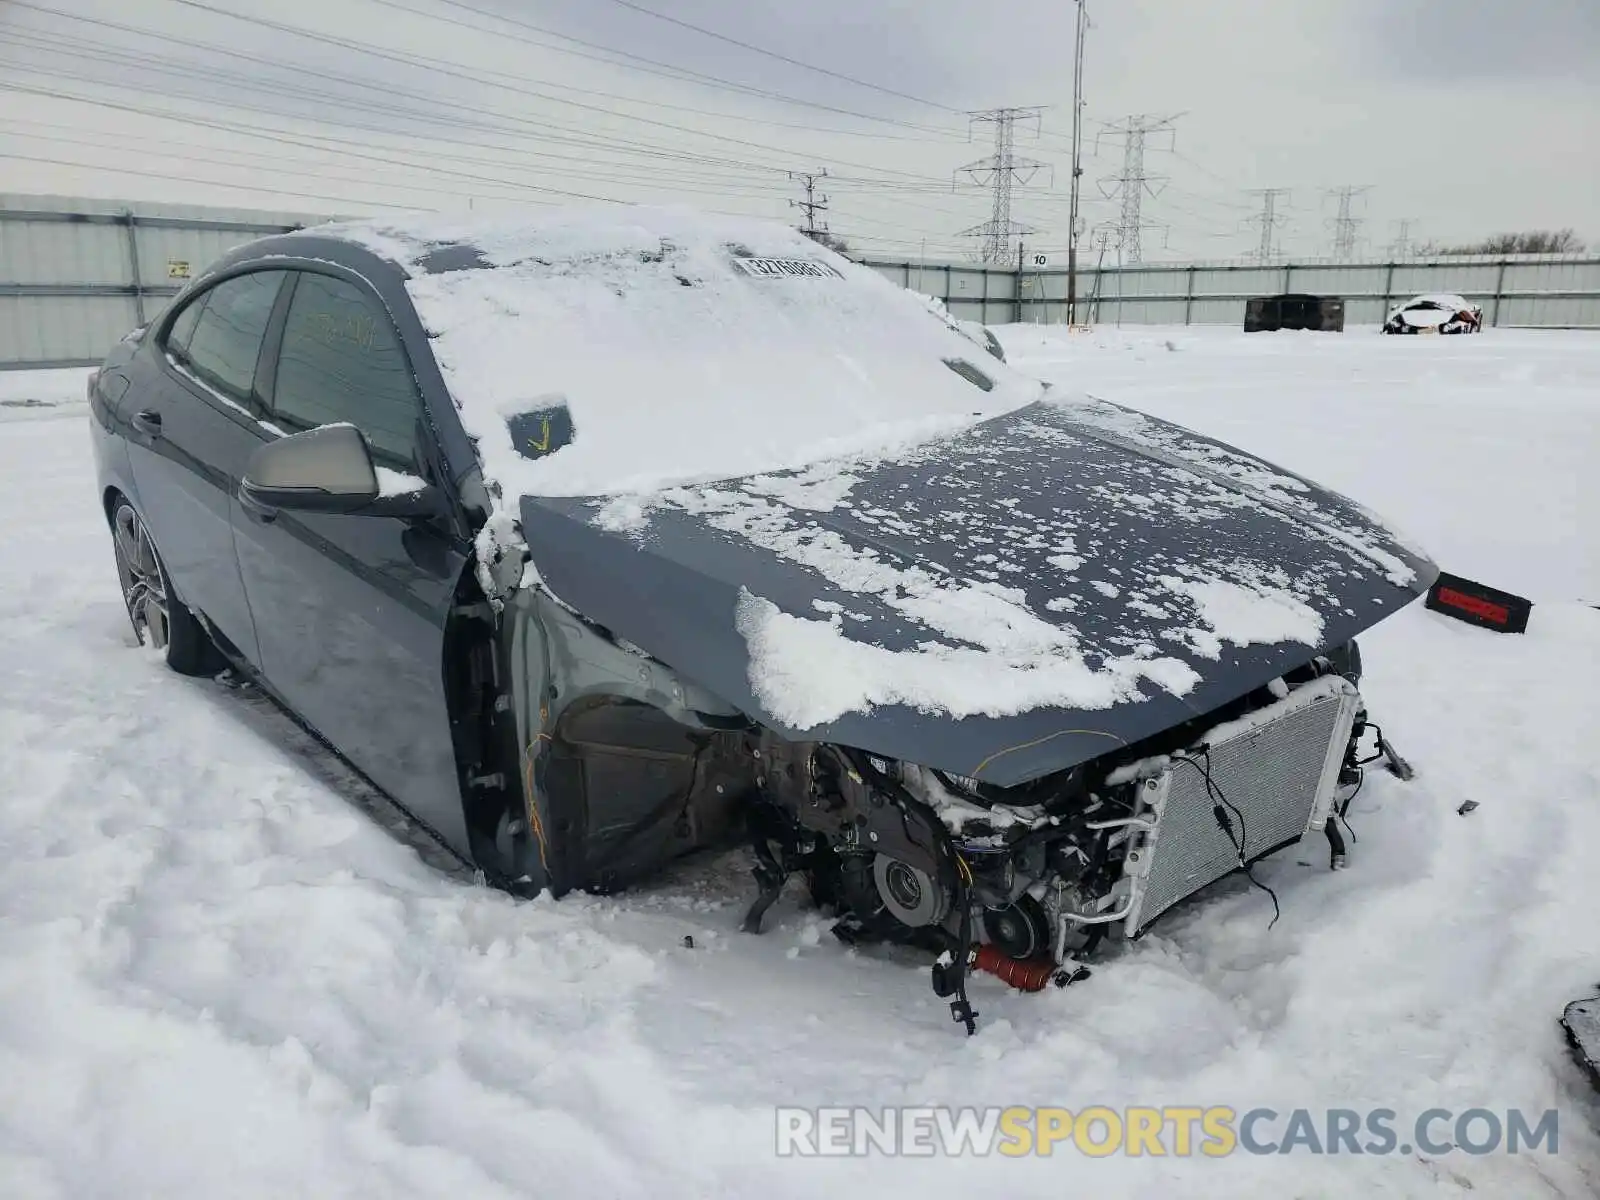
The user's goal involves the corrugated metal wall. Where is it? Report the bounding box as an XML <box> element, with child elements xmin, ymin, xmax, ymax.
<box><xmin>3</xmin><ymin>193</ymin><xmax>1597</xmax><ymax>368</ymax></box>
<box><xmin>857</xmin><ymin>259</ymin><xmax>1019</xmax><ymax>327</ymax></box>
<box><xmin>862</xmin><ymin>254</ymin><xmax>1600</xmax><ymax>330</ymax></box>
<box><xmin>0</xmin><ymin>193</ymin><xmax>339</xmax><ymax>369</ymax></box>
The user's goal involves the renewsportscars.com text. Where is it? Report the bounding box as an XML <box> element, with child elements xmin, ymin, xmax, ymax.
<box><xmin>775</xmin><ymin>1106</ymin><xmax>1560</xmax><ymax>1158</ymax></box>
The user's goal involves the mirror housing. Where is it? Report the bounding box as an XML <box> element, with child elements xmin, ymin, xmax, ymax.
<box><xmin>240</xmin><ymin>424</ymin><xmax>443</xmax><ymax>519</ymax></box>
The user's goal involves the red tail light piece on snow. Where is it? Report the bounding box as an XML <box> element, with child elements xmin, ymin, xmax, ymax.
<box><xmin>1424</xmin><ymin>572</ymin><xmax>1531</xmax><ymax>634</ymax></box>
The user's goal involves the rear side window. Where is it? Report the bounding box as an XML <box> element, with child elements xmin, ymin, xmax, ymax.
<box><xmin>270</xmin><ymin>272</ymin><xmax>422</xmax><ymax>469</ymax></box>
<box><xmin>180</xmin><ymin>271</ymin><xmax>286</xmax><ymax>402</ymax></box>
<box><xmin>164</xmin><ymin>296</ymin><xmax>204</xmax><ymax>354</ymax></box>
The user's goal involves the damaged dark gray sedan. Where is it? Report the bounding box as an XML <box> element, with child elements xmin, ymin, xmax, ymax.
<box><xmin>89</xmin><ymin>209</ymin><xmax>1436</xmax><ymax>1032</ymax></box>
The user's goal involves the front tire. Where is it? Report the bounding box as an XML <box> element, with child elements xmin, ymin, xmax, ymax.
<box><xmin>110</xmin><ymin>497</ymin><xmax>221</xmax><ymax>677</ymax></box>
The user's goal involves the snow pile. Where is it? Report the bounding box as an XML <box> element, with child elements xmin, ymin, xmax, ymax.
<box><xmin>323</xmin><ymin>207</ymin><xmax>1045</xmax><ymax>501</ymax></box>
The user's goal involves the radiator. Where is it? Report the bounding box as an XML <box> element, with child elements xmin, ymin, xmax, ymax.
<box><xmin>1120</xmin><ymin>674</ymin><xmax>1360</xmax><ymax>935</ymax></box>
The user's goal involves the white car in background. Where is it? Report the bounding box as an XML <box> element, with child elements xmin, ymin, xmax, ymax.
<box><xmin>1382</xmin><ymin>293</ymin><xmax>1484</xmax><ymax>335</ymax></box>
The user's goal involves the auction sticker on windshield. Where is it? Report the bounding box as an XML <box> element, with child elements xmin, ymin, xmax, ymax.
<box><xmin>733</xmin><ymin>257</ymin><xmax>843</xmax><ymax>278</ymax></box>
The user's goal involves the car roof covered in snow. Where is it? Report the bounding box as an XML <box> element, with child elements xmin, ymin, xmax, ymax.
<box><xmin>294</xmin><ymin>207</ymin><xmax>1046</xmax><ymax>501</ymax></box>
<box><xmin>1396</xmin><ymin>292</ymin><xmax>1476</xmax><ymax>311</ymax></box>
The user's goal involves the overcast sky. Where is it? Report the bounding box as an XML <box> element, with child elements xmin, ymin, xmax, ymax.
<box><xmin>1</xmin><ymin>0</ymin><xmax>1595</xmax><ymax>263</ymax></box>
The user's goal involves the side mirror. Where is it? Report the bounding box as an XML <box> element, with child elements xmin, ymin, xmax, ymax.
<box><xmin>239</xmin><ymin>424</ymin><xmax>443</xmax><ymax>519</ymax></box>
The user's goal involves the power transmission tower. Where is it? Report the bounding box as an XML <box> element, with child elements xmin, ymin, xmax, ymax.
<box><xmin>1325</xmin><ymin>185</ymin><xmax>1371</xmax><ymax>258</ymax></box>
<box><xmin>1387</xmin><ymin>218</ymin><xmax>1417</xmax><ymax>258</ymax></box>
<box><xmin>1244</xmin><ymin>188</ymin><xmax>1290</xmax><ymax>260</ymax></box>
<box><xmin>789</xmin><ymin>169</ymin><xmax>830</xmax><ymax>240</ymax></box>
<box><xmin>1065</xmin><ymin>0</ymin><xmax>1091</xmax><ymax>324</ymax></box>
<box><xmin>955</xmin><ymin>107</ymin><xmax>1050</xmax><ymax>265</ymax></box>
<box><xmin>1095</xmin><ymin>114</ymin><xmax>1179</xmax><ymax>263</ymax></box>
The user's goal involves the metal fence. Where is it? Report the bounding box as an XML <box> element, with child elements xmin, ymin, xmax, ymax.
<box><xmin>4</xmin><ymin>192</ymin><xmax>1597</xmax><ymax>369</ymax></box>
<box><xmin>861</xmin><ymin>254</ymin><xmax>1600</xmax><ymax>330</ymax></box>
<box><xmin>0</xmin><ymin>193</ymin><xmax>334</xmax><ymax>370</ymax></box>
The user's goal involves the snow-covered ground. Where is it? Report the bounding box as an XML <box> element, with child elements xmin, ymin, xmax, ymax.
<box><xmin>0</xmin><ymin>367</ymin><xmax>94</xmax><ymax>420</ymax></box>
<box><xmin>2</xmin><ymin>327</ymin><xmax>1598</xmax><ymax>1198</ymax></box>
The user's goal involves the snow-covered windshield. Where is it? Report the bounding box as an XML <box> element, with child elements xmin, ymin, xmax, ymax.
<box><xmin>321</xmin><ymin>208</ymin><xmax>1045</xmax><ymax>499</ymax></box>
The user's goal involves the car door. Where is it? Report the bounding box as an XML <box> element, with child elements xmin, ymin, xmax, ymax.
<box><xmin>124</xmin><ymin>269</ymin><xmax>288</xmax><ymax>666</ymax></box>
<box><xmin>231</xmin><ymin>267</ymin><xmax>474</xmax><ymax>853</ymax></box>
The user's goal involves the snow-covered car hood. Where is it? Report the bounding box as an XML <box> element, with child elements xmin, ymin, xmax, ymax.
<box><xmin>517</xmin><ymin>393</ymin><xmax>1437</xmax><ymax>786</ymax></box>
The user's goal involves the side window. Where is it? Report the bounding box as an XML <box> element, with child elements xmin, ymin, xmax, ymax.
<box><xmin>270</xmin><ymin>272</ymin><xmax>423</xmax><ymax>470</ymax></box>
<box><xmin>179</xmin><ymin>271</ymin><xmax>286</xmax><ymax>401</ymax></box>
<box><xmin>164</xmin><ymin>294</ymin><xmax>205</xmax><ymax>356</ymax></box>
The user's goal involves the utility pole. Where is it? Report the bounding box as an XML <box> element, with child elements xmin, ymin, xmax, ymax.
<box><xmin>1244</xmin><ymin>187</ymin><xmax>1290</xmax><ymax>261</ymax></box>
<box><xmin>1096</xmin><ymin>114</ymin><xmax>1178</xmax><ymax>264</ymax></box>
<box><xmin>789</xmin><ymin>169</ymin><xmax>830</xmax><ymax>240</ymax></box>
<box><xmin>1015</xmin><ymin>237</ymin><xmax>1026</xmax><ymax>323</ymax></box>
<box><xmin>1086</xmin><ymin>227</ymin><xmax>1112</xmax><ymax>323</ymax></box>
<box><xmin>1066</xmin><ymin>0</ymin><xmax>1089</xmax><ymax>324</ymax></box>
<box><xmin>955</xmin><ymin>107</ymin><xmax>1049</xmax><ymax>265</ymax></box>
<box><xmin>1325</xmin><ymin>185</ymin><xmax>1371</xmax><ymax>259</ymax></box>
<box><xmin>1387</xmin><ymin>218</ymin><xmax>1417</xmax><ymax>258</ymax></box>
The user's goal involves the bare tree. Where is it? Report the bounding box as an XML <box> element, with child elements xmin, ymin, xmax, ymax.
<box><xmin>802</xmin><ymin>229</ymin><xmax>853</xmax><ymax>257</ymax></box>
<box><xmin>1422</xmin><ymin>229</ymin><xmax>1586</xmax><ymax>256</ymax></box>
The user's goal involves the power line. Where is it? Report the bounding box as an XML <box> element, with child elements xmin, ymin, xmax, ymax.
<box><xmin>0</xmin><ymin>13</ymin><xmax>829</xmax><ymax>177</ymax></box>
<box><xmin>956</xmin><ymin>107</ymin><xmax>1050</xmax><ymax>265</ymax></box>
<box><xmin>0</xmin><ymin>42</ymin><xmax>804</xmax><ymax>187</ymax></box>
<box><xmin>0</xmin><ymin>80</ymin><xmax>625</xmax><ymax>205</ymax></box>
<box><xmin>0</xmin><ymin>124</ymin><xmax>557</xmax><ymax>209</ymax></box>
<box><xmin>95</xmin><ymin>0</ymin><xmax>963</xmax><ymax>186</ymax></box>
<box><xmin>597</xmin><ymin>0</ymin><xmax>958</xmax><ymax>113</ymax></box>
<box><xmin>359</xmin><ymin>0</ymin><xmax>967</xmax><ymax>139</ymax></box>
<box><xmin>1245</xmin><ymin>188</ymin><xmax>1290</xmax><ymax>261</ymax></box>
<box><xmin>0</xmin><ymin>113</ymin><xmax>793</xmax><ymax>205</ymax></box>
<box><xmin>0</xmin><ymin>150</ymin><xmax>405</xmax><ymax>212</ymax></box>
<box><xmin>2</xmin><ymin>68</ymin><xmax>984</xmax><ymax>241</ymax></box>
<box><xmin>0</xmin><ymin>77</ymin><xmax>978</xmax><ymax>241</ymax></box>
<box><xmin>1095</xmin><ymin>114</ymin><xmax>1179</xmax><ymax>264</ymax></box>
<box><xmin>5</xmin><ymin>0</ymin><xmax>1022</xmax><ymax>242</ymax></box>
<box><xmin>0</xmin><ymin>76</ymin><xmax>745</xmax><ymax>195</ymax></box>
<box><xmin>6</xmin><ymin>0</ymin><xmax>1003</xmax><ymax>250</ymax></box>
<box><xmin>1326</xmin><ymin>185</ymin><xmax>1372</xmax><ymax>259</ymax></box>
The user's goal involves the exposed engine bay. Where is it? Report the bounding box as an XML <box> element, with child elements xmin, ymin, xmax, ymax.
<box><xmin>730</xmin><ymin>642</ymin><xmax>1414</xmax><ymax>1034</ymax></box>
<box><xmin>507</xmin><ymin>581</ymin><xmax>1418</xmax><ymax>1036</ymax></box>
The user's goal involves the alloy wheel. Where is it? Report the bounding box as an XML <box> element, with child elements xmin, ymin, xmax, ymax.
<box><xmin>112</xmin><ymin>503</ymin><xmax>171</xmax><ymax>651</ymax></box>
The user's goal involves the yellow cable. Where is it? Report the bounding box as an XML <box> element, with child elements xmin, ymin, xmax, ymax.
<box><xmin>968</xmin><ymin>727</ymin><xmax>1126</xmax><ymax>780</ymax></box>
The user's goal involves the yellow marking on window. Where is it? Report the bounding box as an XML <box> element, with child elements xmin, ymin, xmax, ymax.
<box><xmin>526</xmin><ymin>417</ymin><xmax>553</xmax><ymax>452</ymax></box>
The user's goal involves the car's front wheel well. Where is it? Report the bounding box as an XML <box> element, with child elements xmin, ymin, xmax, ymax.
<box><xmin>440</xmin><ymin>577</ymin><xmax>528</xmax><ymax>887</ymax></box>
